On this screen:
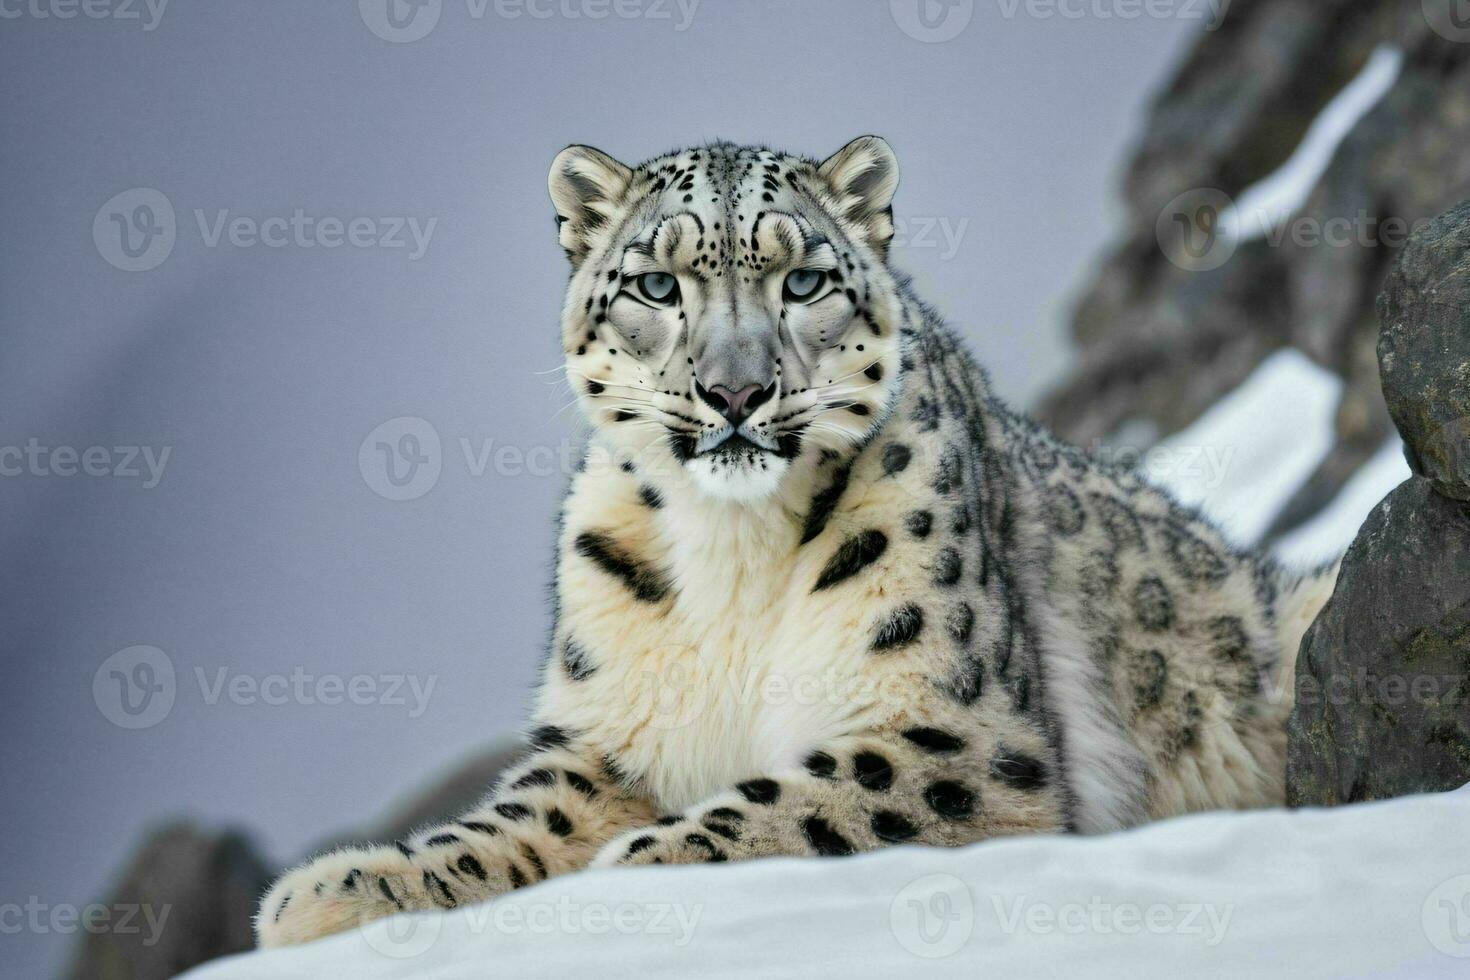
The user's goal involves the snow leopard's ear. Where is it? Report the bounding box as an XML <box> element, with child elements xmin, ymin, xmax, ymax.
<box><xmin>818</xmin><ymin>136</ymin><xmax>900</xmax><ymax>254</ymax></box>
<box><xmin>548</xmin><ymin>145</ymin><xmax>633</xmax><ymax>268</ymax></box>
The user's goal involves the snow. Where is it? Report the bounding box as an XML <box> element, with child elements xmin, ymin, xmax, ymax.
<box><xmin>1223</xmin><ymin>45</ymin><xmax>1403</xmax><ymax>243</ymax></box>
<box><xmin>1138</xmin><ymin>346</ymin><xmax>1410</xmax><ymax>568</ymax></box>
<box><xmin>1274</xmin><ymin>438</ymin><xmax>1412</xmax><ymax>568</ymax></box>
<box><xmin>183</xmin><ymin>785</ymin><xmax>1470</xmax><ymax>980</ymax></box>
<box><xmin>1143</xmin><ymin>348</ymin><xmax>1341</xmax><ymax>547</ymax></box>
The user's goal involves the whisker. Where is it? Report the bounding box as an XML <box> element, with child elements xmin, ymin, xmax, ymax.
<box><xmin>818</xmin><ymin>359</ymin><xmax>884</xmax><ymax>388</ymax></box>
<box><xmin>564</xmin><ymin>370</ymin><xmax>676</xmax><ymax>400</ymax></box>
<box><xmin>550</xmin><ymin>398</ymin><xmax>587</xmax><ymax>423</ymax></box>
<box><xmin>812</xmin><ymin>378</ymin><xmax>884</xmax><ymax>402</ymax></box>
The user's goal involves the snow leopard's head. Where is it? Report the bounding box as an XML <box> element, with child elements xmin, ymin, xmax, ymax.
<box><xmin>549</xmin><ymin>138</ymin><xmax>907</xmax><ymax>503</ymax></box>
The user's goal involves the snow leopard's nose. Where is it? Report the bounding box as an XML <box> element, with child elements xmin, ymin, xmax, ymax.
<box><xmin>695</xmin><ymin>381</ymin><xmax>775</xmax><ymax>425</ymax></box>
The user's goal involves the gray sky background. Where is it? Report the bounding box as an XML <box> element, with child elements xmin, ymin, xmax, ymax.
<box><xmin>0</xmin><ymin>3</ymin><xmax>1201</xmax><ymax>975</ymax></box>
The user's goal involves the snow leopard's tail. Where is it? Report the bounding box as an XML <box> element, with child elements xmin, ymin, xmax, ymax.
<box><xmin>1270</xmin><ymin>560</ymin><xmax>1342</xmax><ymax>702</ymax></box>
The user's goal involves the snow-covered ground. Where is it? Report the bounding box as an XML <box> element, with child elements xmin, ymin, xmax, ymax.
<box><xmin>184</xmin><ymin>785</ymin><xmax>1470</xmax><ymax>980</ymax></box>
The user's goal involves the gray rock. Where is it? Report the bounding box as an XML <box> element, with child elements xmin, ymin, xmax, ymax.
<box><xmin>1287</xmin><ymin>194</ymin><xmax>1470</xmax><ymax>807</ymax></box>
<box><xmin>1117</xmin><ymin>0</ymin><xmax>1392</xmax><ymax>235</ymax></box>
<box><xmin>59</xmin><ymin>824</ymin><xmax>271</xmax><ymax>980</ymax></box>
<box><xmin>1039</xmin><ymin>0</ymin><xmax>1470</xmax><ymax>540</ymax></box>
<box><xmin>1286</xmin><ymin>478</ymin><xmax>1470</xmax><ymax>805</ymax></box>
<box><xmin>1377</xmin><ymin>199</ymin><xmax>1470</xmax><ymax>501</ymax></box>
<box><xmin>60</xmin><ymin>741</ymin><xmax>521</xmax><ymax>979</ymax></box>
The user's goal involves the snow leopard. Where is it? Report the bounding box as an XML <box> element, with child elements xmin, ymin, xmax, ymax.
<box><xmin>256</xmin><ymin>137</ymin><xmax>1338</xmax><ymax>947</ymax></box>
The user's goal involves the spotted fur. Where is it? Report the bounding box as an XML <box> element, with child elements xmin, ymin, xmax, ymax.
<box><xmin>256</xmin><ymin>138</ymin><xmax>1338</xmax><ymax>948</ymax></box>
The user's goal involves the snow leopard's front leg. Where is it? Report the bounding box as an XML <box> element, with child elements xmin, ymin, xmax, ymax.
<box><xmin>591</xmin><ymin>726</ymin><xmax>1067</xmax><ymax>868</ymax></box>
<box><xmin>256</xmin><ymin>726</ymin><xmax>655</xmax><ymax>947</ymax></box>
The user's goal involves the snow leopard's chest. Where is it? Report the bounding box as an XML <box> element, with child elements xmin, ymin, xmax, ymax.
<box><xmin>540</xmin><ymin>466</ymin><xmax>933</xmax><ymax>812</ymax></box>
<box><xmin>617</xmin><ymin>591</ymin><xmax>854</xmax><ymax>811</ymax></box>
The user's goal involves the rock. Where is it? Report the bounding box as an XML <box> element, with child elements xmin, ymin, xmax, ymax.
<box><xmin>1286</xmin><ymin>478</ymin><xmax>1470</xmax><ymax>805</ymax></box>
<box><xmin>1287</xmin><ymin>195</ymin><xmax>1470</xmax><ymax>807</ymax></box>
<box><xmin>60</xmin><ymin>741</ymin><xmax>521</xmax><ymax>978</ymax></box>
<box><xmin>1377</xmin><ymin>199</ymin><xmax>1470</xmax><ymax>500</ymax></box>
<box><xmin>1267</xmin><ymin>37</ymin><xmax>1470</xmax><ymax>530</ymax></box>
<box><xmin>1039</xmin><ymin>0</ymin><xmax>1470</xmax><ymax>540</ymax></box>
<box><xmin>59</xmin><ymin>824</ymin><xmax>271</xmax><ymax>980</ymax></box>
<box><xmin>1117</xmin><ymin>0</ymin><xmax>1393</xmax><ymax>237</ymax></box>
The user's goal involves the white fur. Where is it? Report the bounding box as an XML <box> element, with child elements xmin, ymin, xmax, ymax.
<box><xmin>687</xmin><ymin>453</ymin><xmax>789</xmax><ymax>502</ymax></box>
<box><xmin>1030</xmin><ymin>598</ymin><xmax>1152</xmax><ymax>833</ymax></box>
<box><xmin>540</xmin><ymin>463</ymin><xmax>886</xmax><ymax>811</ymax></box>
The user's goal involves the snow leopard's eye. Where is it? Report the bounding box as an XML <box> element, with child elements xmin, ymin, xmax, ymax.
<box><xmin>783</xmin><ymin>268</ymin><xmax>825</xmax><ymax>303</ymax></box>
<box><xmin>635</xmin><ymin>272</ymin><xmax>679</xmax><ymax>306</ymax></box>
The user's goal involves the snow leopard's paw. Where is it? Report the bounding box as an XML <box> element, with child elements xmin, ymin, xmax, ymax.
<box><xmin>593</xmin><ymin>807</ymin><xmax>752</xmax><ymax>868</ymax></box>
<box><xmin>599</xmin><ymin>827</ymin><xmax>731</xmax><ymax>867</ymax></box>
<box><xmin>255</xmin><ymin>845</ymin><xmax>460</xmax><ymax>947</ymax></box>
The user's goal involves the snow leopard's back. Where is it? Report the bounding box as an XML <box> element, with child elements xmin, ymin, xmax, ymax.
<box><xmin>971</xmin><ymin>339</ymin><xmax>1337</xmax><ymax>824</ymax></box>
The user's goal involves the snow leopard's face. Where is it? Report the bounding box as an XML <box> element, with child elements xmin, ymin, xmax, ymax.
<box><xmin>549</xmin><ymin>138</ymin><xmax>906</xmax><ymax>502</ymax></box>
